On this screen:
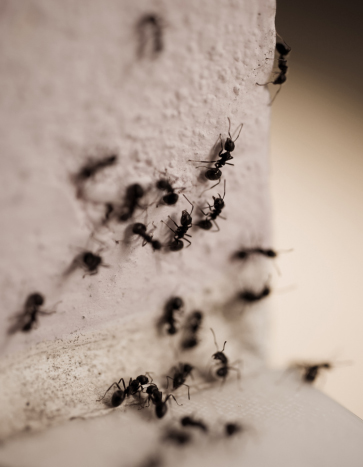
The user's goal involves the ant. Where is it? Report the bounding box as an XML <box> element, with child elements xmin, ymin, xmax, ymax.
<box><xmin>210</xmin><ymin>329</ymin><xmax>240</xmax><ymax>382</ymax></box>
<box><xmin>225</xmin><ymin>422</ymin><xmax>242</xmax><ymax>437</ymax></box>
<box><xmin>189</xmin><ymin>118</ymin><xmax>243</xmax><ymax>181</ymax></box>
<box><xmin>141</xmin><ymin>385</ymin><xmax>181</xmax><ymax>418</ymax></box>
<box><xmin>65</xmin><ymin>250</ymin><xmax>109</xmax><ymax>277</ymax></box>
<box><xmin>74</xmin><ymin>155</ymin><xmax>118</xmax><ymax>198</ymax></box>
<box><xmin>159</xmin><ymin>296</ymin><xmax>184</xmax><ymax>335</ymax></box>
<box><xmin>8</xmin><ymin>293</ymin><xmax>56</xmax><ymax>334</ymax></box>
<box><xmin>233</xmin><ymin>247</ymin><xmax>291</xmax><ymax>260</ymax></box>
<box><xmin>155</xmin><ymin>179</ymin><xmax>183</xmax><ymax>206</ymax></box>
<box><xmin>197</xmin><ymin>180</ymin><xmax>226</xmax><ymax>232</ymax></box>
<box><xmin>181</xmin><ymin>416</ymin><xmax>208</xmax><ymax>433</ymax></box>
<box><xmin>163</xmin><ymin>429</ymin><xmax>191</xmax><ymax>445</ymax></box>
<box><xmin>166</xmin><ymin>363</ymin><xmax>193</xmax><ymax>399</ymax></box>
<box><xmin>132</xmin><ymin>223</ymin><xmax>162</xmax><ymax>251</ymax></box>
<box><xmin>161</xmin><ymin>195</ymin><xmax>194</xmax><ymax>251</ymax></box>
<box><xmin>257</xmin><ymin>35</ymin><xmax>291</xmax><ymax>105</ymax></box>
<box><xmin>181</xmin><ymin>311</ymin><xmax>203</xmax><ymax>349</ymax></box>
<box><xmin>292</xmin><ymin>362</ymin><xmax>333</xmax><ymax>383</ymax></box>
<box><xmin>137</xmin><ymin>14</ymin><xmax>164</xmax><ymax>58</ymax></box>
<box><xmin>119</xmin><ymin>183</ymin><xmax>145</xmax><ymax>222</ymax></box>
<box><xmin>238</xmin><ymin>285</ymin><xmax>271</xmax><ymax>303</ymax></box>
<box><xmin>97</xmin><ymin>374</ymin><xmax>152</xmax><ymax>407</ymax></box>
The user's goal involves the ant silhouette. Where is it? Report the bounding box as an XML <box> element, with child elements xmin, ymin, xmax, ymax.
<box><xmin>118</xmin><ymin>183</ymin><xmax>145</xmax><ymax>222</ymax></box>
<box><xmin>132</xmin><ymin>223</ymin><xmax>162</xmax><ymax>251</ymax></box>
<box><xmin>163</xmin><ymin>429</ymin><xmax>192</xmax><ymax>445</ymax></box>
<box><xmin>189</xmin><ymin>118</ymin><xmax>243</xmax><ymax>181</ymax></box>
<box><xmin>181</xmin><ymin>416</ymin><xmax>208</xmax><ymax>433</ymax></box>
<box><xmin>291</xmin><ymin>362</ymin><xmax>334</xmax><ymax>384</ymax></box>
<box><xmin>181</xmin><ymin>310</ymin><xmax>203</xmax><ymax>349</ymax></box>
<box><xmin>137</xmin><ymin>14</ymin><xmax>164</xmax><ymax>58</ymax></box>
<box><xmin>8</xmin><ymin>293</ymin><xmax>56</xmax><ymax>334</ymax></box>
<box><xmin>159</xmin><ymin>296</ymin><xmax>184</xmax><ymax>335</ymax></box>
<box><xmin>233</xmin><ymin>247</ymin><xmax>292</xmax><ymax>260</ymax></box>
<box><xmin>210</xmin><ymin>329</ymin><xmax>240</xmax><ymax>383</ymax></box>
<box><xmin>97</xmin><ymin>374</ymin><xmax>152</xmax><ymax>407</ymax></box>
<box><xmin>74</xmin><ymin>155</ymin><xmax>118</xmax><ymax>198</ymax></box>
<box><xmin>161</xmin><ymin>195</ymin><xmax>194</xmax><ymax>251</ymax></box>
<box><xmin>166</xmin><ymin>363</ymin><xmax>193</xmax><ymax>399</ymax></box>
<box><xmin>238</xmin><ymin>285</ymin><xmax>271</xmax><ymax>304</ymax></box>
<box><xmin>155</xmin><ymin>178</ymin><xmax>184</xmax><ymax>207</ymax></box>
<box><xmin>225</xmin><ymin>422</ymin><xmax>242</xmax><ymax>437</ymax></box>
<box><xmin>257</xmin><ymin>35</ymin><xmax>291</xmax><ymax>105</ymax></box>
<box><xmin>65</xmin><ymin>250</ymin><xmax>109</xmax><ymax>277</ymax></box>
<box><xmin>197</xmin><ymin>180</ymin><xmax>226</xmax><ymax>232</ymax></box>
<box><xmin>141</xmin><ymin>384</ymin><xmax>182</xmax><ymax>418</ymax></box>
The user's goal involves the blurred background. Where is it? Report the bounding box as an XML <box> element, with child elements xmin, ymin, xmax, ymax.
<box><xmin>269</xmin><ymin>0</ymin><xmax>363</xmax><ymax>418</ymax></box>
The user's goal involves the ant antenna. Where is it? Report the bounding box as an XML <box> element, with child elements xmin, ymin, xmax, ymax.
<box><xmin>200</xmin><ymin>179</ymin><xmax>221</xmax><ymax>197</ymax></box>
<box><xmin>221</xmin><ymin>341</ymin><xmax>227</xmax><ymax>352</ymax></box>
<box><xmin>221</xmin><ymin>179</ymin><xmax>226</xmax><ymax>199</ymax></box>
<box><xmin>183</xmin><ymin>194</ymin><xmax>194</xmax><ymax>214</ymax></box>
<box><xmin>210</xmin><ymin>328</ymin><xmax>219</xmax><ymax>351</ymax></box>
<box><xmin>227</xmin><ymin>117</ymin><xmax>244</xmax><ymax>142</ymax></box>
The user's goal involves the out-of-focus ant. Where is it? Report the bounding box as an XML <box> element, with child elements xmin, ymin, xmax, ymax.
<box><xmin>197</xmin><ymin>180</ymin><xmax>226</xmax><ymax>232</ymax></box>
<box><xmin>132</xmin><ymin>223</ymin><xmax>162</xmax><ymax>251</ymax></box>
<box><xmin>74</xmin><ymin>155</ymin><xmax>118</xmax><ymax>198</ymax></box>
<box><xmin>163</xmin><ymin>429</ymin><xmax>191</xmax><ymax>445</ymax></box>
<box><xmin>8</xmin><ymin>293</ymin><xmax>56</xmax><ymax>334</ymax></box>
<box><xmin>233</xmin><ymin>247</ymin><xmax>292</xmax><ymax>261</ymax></box>
<box><xmin>292</xmin><ymin>362</ymin><xmax>333</xmax><ymax>383</ymax></box>
<box><xmin>118</xmin><ymin>183</ymin><xmax>145</xmax><ymax>222</ymax></box>
<box><xmin>166</xmin><ymin>363</ymin><xmax>193</xmax><ymax>399</ymax></box>
<box><xmin>181</xmin><ymin>311</ymin><xmax>203</xmax><ymax>350</ymax></box>
<box><xmin>155</xmin><ymin>178</ymin><xmax>184</xmax><ymax>207</ymax></box>
<box><xmin>238</xmin><ymin>285</ymin><xmax>271</xmax><ymax>304</ymax></box>
<box><xmin>257</xmin><ymin>35</ymin><xmax>291</xmax><ymax>104</ymax></box>
<box><xmin>65</xmin><ymin>250</ymin><xmax>109</xmax><ymax>277</ymax></box>
<box><xmin>97</xmin><ymin>374</ymin><xmax>152</xmax><ymax>407</ymax></box>
<box><xmin>159</xmin><ymin>296</ymin><xmax>184</xmax><ymax>335</ymax></box>
<box><xmin>181</xmin><ymin>416</ymin><xmax>208</xmax><ymax>433</ymax></box>
<box><xmin>141</xmin><ymin>384</ymin><xmax>182</xmax><ymax>418</ymax></box>
<box><xmin>137</xmin><ymin>14</ymin><xmax>164</xmax><ymax>58</ymax></box>
<box><xmin>161</xmin><ymin>195</ymin><xmax>194</xmax><ymax>251</ymax></box>
<box><xmin>225</xmin><ymin>422</ymin><xmax>242</xmax><ymax>437</ymax></box>
<box><xmin>189</xmin><ymin>118</ymin><xmax>243</xmax><ymax>181</ymax></box>
<box><xmin>210</xmin><ymin>329</ymin><xmax>240</xmax><ymax>382</ymax></box>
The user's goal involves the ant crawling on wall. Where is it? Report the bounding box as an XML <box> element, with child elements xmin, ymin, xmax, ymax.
<box><xmin>140</xmin><ymin>383</ymin><xmax>182</xmax><ymax>418</ymax></box>
<box><xmin>136</xmin><ymin>14</ymin><xmax>164</xmax><ymax>58</ymax></box>
<box><xmin>97</xmin><ymin>374</ymin><xmax>152</xmax><ymax>407</ymax></box>
<box><xmin>118</xmin><ymin>183</ymin><xmax>145</xmax><ymax>222</ymax></box>
<box><xmin>180</xmin><ymin>416</ymin><xmax>208</xmax><ymax>433</ymax></box>
<box><xmin>166</xmin><ymin>363</ymin><xmax>193</xmax><ymax>399</ymax></box>
<box><xmin>291</xmin><ymin>362</ymin><xmax>334</xmax><ymax>384</ymax></box>
<box><xmin>74</xmin><ymin>155</ymin><xmax>118</xmax><ymax>199</ymax></box>
<box><xmin>238</xmin><ymin>285</ymin><xmax>271</xmax><ymax>304</ymax></box>
<box><xmin>132</xmin><ymin>223</ymin><xmax>162</xmax><ymax>251</ymax></box>
<box><xmin>155</xmin><ymin>178</ymin><xmax>184</xmax><ymax>207</ymax></box>
<box><xmin>159</xmin><ymin>296</ymin><xmax>184</xmax><ymax>335</ymax></box>
<box><xmin>197</xmin><ymin>180</ymin><xmax>226</xmax><ymax>232</ymax></box>
<box><xmin>161</xmin><ymin>195</ymin><xmax>194</xmax><ymax>251</ymax></box>
<box><xmin>225</xmin><ymin>422</ymin><xmax>242</xmax><ymax>437</ymax></box>
<box><xmin>210</xmin><ymin>329</ymin><xmax>240</xmax><ymax>383</ymax></box>
<box><xmin>257</xmin><ymin>34</ymin><xmax>291</xmax><ymax>105</ymax></box>
<box><xmin>233</xmin><ymin>247</ymin><xmax>292</xmax><ymax>261</ymax></box>
<box><xmin>65</xmin><ymin>250</ymin><xmax>109</xmax><ymax>277</ymax></box>
<box><xmin>189</xmin><ymin>118</ymin><xmax>243</xmax><ymax>181</ymax></box>
<box><xmin>181</xmin><ymin>310</ymin><xmax>203</xmax><ymax>349</ymax></box>
<box><xmin>8</xmin><ymin>293</ymin><xmax>56</xmax><ymax>334</ymax></box>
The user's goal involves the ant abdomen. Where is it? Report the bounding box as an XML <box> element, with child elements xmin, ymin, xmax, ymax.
<box><xmin>112</xmin><ymin>390</ymin><xmax>126</xmax><ymax>407</ymax></box>
<box><xmin>205</xmin><ymin>169</ymin><xmax>222</xmax><ymax>180</ymax></box>
<box><xmin>197</xmin><ymin>220</ymin><xmax>213</xmax><ymax>230</ymax></box>
<box><xmin>170</xmin><ymin>240</ymin><xmax>184</xmax><ymax>251</ymax></box>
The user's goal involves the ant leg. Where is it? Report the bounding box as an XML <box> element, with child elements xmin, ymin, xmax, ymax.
<box><xmin>117</xmin><ymin>378</ymin><xmax>127</xmax><ymax>391</ymax></box>
<box><xmin>256</xmin><ymin>81</ymin><xmax>274</xmax><ymax>86</ymax></box>
<box><xmin>97</xmin><ymin>382</ymin><xmax>122</xmax><ymax>401</ymax></box>
<box><xmin>165</xmin><ymin>394</ymin><xmax>183</xmax><ymax>406</ymax></box>
<box><xmin>142</xmin><ymin>239</ymin><xmax>147</xmax><ymax>247</ymax></box>
<box><xmin>219</xmin><ymin>215</ymin><xmax>226</xmax><ymax>220</ymax></box>
<box><xmin>200</xmin><ymin>179</ymin><xmax>221</xmax><ymax>197</ymax></box>
<box><xmin>199</xmin><ymin>207</ymin><xmax>208</xmax><ymax>216</ymax></box>
<box><xmin>184</xmin><ymin>238</ymin><xmax>192</xmax><ymax>247</ymax></box>
<box><xmin>167</xmin><ymin>216</ymin><xmax>179</xmax><ymax>228</ymax></box>
<box><xmin>212</xmin><ymin>220</ymin><xmax>220</xmax><ymax>232</ymax></box>
<box><xmin>182</xmin><ymin>383</ymin><xmax>190</xmax><ymax>400</ymax></box>
<box><xmin>184</xmin><ymin>234</ymin><xmax>192</xmax><ymax>238</ymax></box>
<box><xmin>145</xmin><ymin>372</ymin><xmax>154</xmax><ymax>384</ymax></box>
<box><xmin>183</xmin><ymin>194</ymin><xmax>194</xmax><ymax>215</ymax></box>
<box><xmin>161</xmin><ymin>220</ymin><xmax>176</xmax><ymax>233</ymax></box>
<box><xmin>218</xmin><ymin>134</ymin><xmax>223</xmax><ymax>156</ymax></box>
<box><xmin>269</xmin><ymin>85</ymin><xmax>282</xmax><ymax>105</ymax></box>
<box><xmin>166</xmin><ymin>375</ymin><xmax>174</xmax><ymax>389</ymax></box>
<box><xmin>225</xmin><ymin>163</ymin><xmax>234</xmax><ymax>166</ymax></box>
<box><xmin>189</xmin><ymin>160</ymin><xmax>218</xmax><ymax>163</ymax></box>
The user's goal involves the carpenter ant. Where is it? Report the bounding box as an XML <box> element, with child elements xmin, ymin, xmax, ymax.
<box><xmin>257</xmin><ymin>35</ymin><xmax>291</xmax><ymax>104</ymax></box>
<box><xmin>159</xmin><ymin>296</ymin><xmax>184</xmax><ymax>335</ymax></box>
<box><xmin>132</xmin><ymin>223</ymin><xmax>162</xmax><ymax>251</ymax></box>
<box><xmin>239</xmin><ymin>285</ymin><xmax>271</xmax><ymax>303</ymax></box>
<box><xmin>197</xmin><ymin>180</ymin><xmax>226</xmax><ymax>231</ymax></box>
<box><xmin>161</xmin><ymin>195</ymin><xmax>194</xmax><ymax>251</ymax></box>
<box><xmin>119</xmin><ymin>183</ymin><xmax>145</xmax><ymax>222</ymax></box>
<box><xmin>166</xmin><ymin>363</ymin><xmax>193</xmax><ymax>399</ymax></box>
<box><xmin>74</xmin><ymin>155</ymin><xmax>118</xmax><ymax>198</ymax></box>
<box><xmin>137</xmin><ymin>14</ymin><xmax>164</xmax><ymax>58</ymax></box>
<box><xmin>189</xmin><ymin>118</ymin><xmax>243</xmax><ymax>181</ymax></box>
<box><xmin>210</xmin><ymin>329</ymin><xmax>240</xmax><ymax>382</ymax></box>
<box><xmin>155</xmin><ymin>179</ymin><xmax>183</xmax><ymax>206</ymax></box>
<box><xmin>180</xmin><ymin>416</ymin><xmax>208</xmax><ymax>432</ymax></box>
<box><xmin>147</xmin><ymin>390</ymin><xmax>181</xmax><ymax>418</ymax></box>
<box><xmin>181</xmin><ymin>311</ymin><xmax>203</xmax><ymax>349</ymax></box>
<box><xmin>98</xmin><ymin>374</ymin><xmax>151</xmax><ymax>407</ymax></box>
<box><xmin>8</xmin><ymin>293</ymin><xmax>56</xmax><ymax>334</ymax></box>
<box><xmin>163</xmin><ymin>429</ymin><xmax>191</xmax><ymax>445</ymax></box>
<box><xmin>225</xmin><ymin>422</ymin><xmax>242</xmax><ymax>437</ymax></box>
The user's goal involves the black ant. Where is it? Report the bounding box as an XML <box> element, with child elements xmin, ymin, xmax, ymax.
<box><xmin>292</xmin><ymin>362</ymin><xmax>333</xmax><ymax>383</ymax></box>
<box><xmin>155</xmin><ymin>179</ymin><xmax>183</xmax><ymax>206</ymax></box>
<box><xmin>132</xmin><ymin>223</ymin><xmax>162</xmax><ymax>251</ymax></box>
<box><xmin>233</xmin><ymin>247</ymin><xmax>290</xmax><ymax>260</ymax></box>
<box><xmin>159</xmin><ymin>296</ymin><xmax>184</xmax><ymax>335</ymax></box>
<box><xmin>181</xmin><ymin>311</ymin><xmax>203</xmax><ymax>349</ymax></box>
<box><xmin>8</xmin><ymin>293</ymin><xmax>56</xmax><ymax>334</ymax></box>
<box><xmin>74</xmin><ymin>155</ymin><xmax>118</xmax><ymax>198</ymax></box>
<box><xmin>225</xmin><ymin>422</ymin><xmax>242</xmax><ymax>437</ymax></box>
<box><xmin>65</xmin><ymin>250</ymin><xmax>109</xmax><ymax>277</ymax></box>
<box><xmin>161</xmin><ymin>195</ymin><xmax>193</xmax><ymax>251</ymax></box>
<box><xmin>97</xmin><ymin>374</ymin><xmax>152</xmax><ymax>407</ymax></box>
<box><xmin>118</xmin><ymin>184</ymin><xmax>145</xmax><ymax>222</ymax></box>
<box><xmin>181</xmin><ymin>416</ymin><xmax>208</xmax><ymax>433</ymax></box>
<box><xmin>197</xmin><ymin>180</ymin><xmax>226</xmax><ymax>232</ymax></box>
<box><xmin>210</xmin><ymin>329</ymin><xmax>240</xmax><ymax>382</ymax></box>
<box><xmin>166</xmin><ymin>363</ymin><xmax>193</xmax><ymax>399</ymax></box>
<box><xmin>141</xmin><ymin>385</ymin><xmax>181</xmax><ymax>418</ymax></box>
<box><xmin>239</xmin><ymin>285</ymin><xmax>271</xmax><ymax>303</ymax></box>
<box><xmin>137</xmin><ymin>14</ymin><xmax>164</xmax><ymax>58</ymax></box>
<box><xmin>189</xmin><ymin>118</ymin><xmax>243</xmax><ymax>181</ymax></box>
<box><xmin>257</xmin><ymin>35</ymin><xmax>291</xmax><ymax>105</ymax></box>
<box><xmin>163</xmin><ymin>429</ymin><xmax>191</xmax><ymax>445</ymax></box>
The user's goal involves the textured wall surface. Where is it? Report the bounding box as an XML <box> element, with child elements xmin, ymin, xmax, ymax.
<box><xmin>0</xmin><ymin>0</ymin><xmax>275</xmax><ymax>441</ymax></box>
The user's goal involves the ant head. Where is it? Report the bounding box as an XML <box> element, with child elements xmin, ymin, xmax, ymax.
<box><xmin>214</xmin><ymin>197</ymin><xmax>225</xmax><ymax>209</ymax></box>
<box><xmin>262</xmin><ymin>286</ymin><xmax>271</xmax><ymax>297</ymax></box>
<box><xmin>276</xmin><ymin>41</ymin><xmax>291</xmax><ymax>56</ymax></box>
<box><xmin>163</xmin><ymin>193</ymin><xmax>179</xmax><ymax>205</ymax></box>
<box><xmin>183</xmin><ymin>363</ymin><xmax>193</xmax><ymax>375</ymax></box>
<box><xmin>265</xmin><ymin>249</ymin><xmax>277</xmax><ymax>258</ymax></box>
<box><xmin>224</xmin><ymin>138</ymin><xmax>235</xmax><ymax>152</ymax></box>
<box><xmin>152</xmin><ymin>240</ymin><xmax>162</xmax><ymax>251</ymax></box>
<box><xmin>156</xmin><ymin>179</ymin><xmax>170</xmax><ymax>190</ymax></box>
<box><xmin>28</xmin><ymin>293</ymin><xmax>44</xmax><ymax>307</ymax></box>
<box><xmin>83</xmin><ymin>252</ymin><xmax>102</xmax><ymax>270</ymax></box>
<box><xmin>170</xmin><ymin>296</ymin><xmax>183</xmax><ymax>310</ymax></box>
<box><xmin>128</xmin><ymin>183</ymin><xmax>144</xmax><ymax>198</ymax></box>
<box><xmin>180</xmin><ymin>210</ymin><xmax>192</xmax><ymax>225</ymax></box>
<box><xmin>225</xmin><ymin>423</ymin><xmax>242</xmax><ymax>437</ymax></box>
<box><xmin>136</xmin><ymin>375</ymin><xmax>149</xmax><ymax>385</ymax></box>
<box><xmin>191</xmin><ymin>310</ymin><xmax>203</xmax><ymax>321</ymax></box>
<box><xmin>132</xmin><ymin>223</ymin><xmax>147</xmax><ymax>235</ymax></box>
